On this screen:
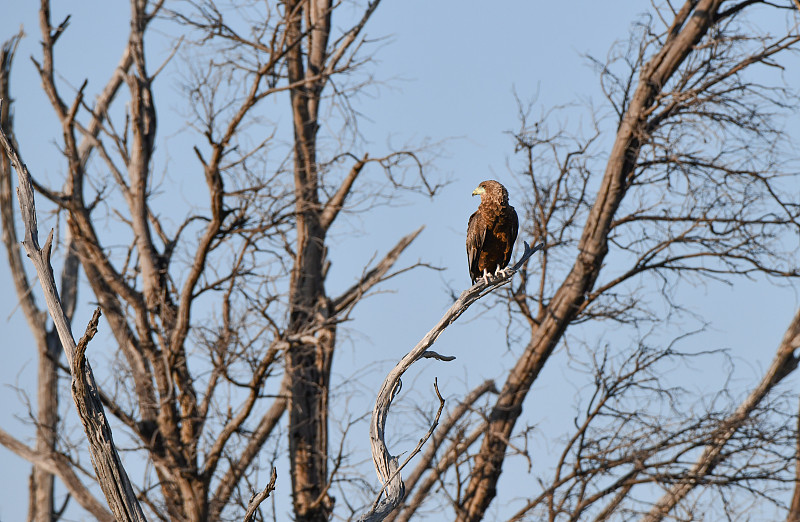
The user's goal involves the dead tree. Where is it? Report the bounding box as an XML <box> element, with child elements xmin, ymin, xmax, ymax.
<box><xmin>1</xmin><ymin>0</ymin><xmax>439</xmax><ymax>520</ymax></box>
<box><xmin>0</xmin><ymin>30</ymin><xmax>89</xmax><ymax>522</ymax></box>
<box><xmin>361</xmin><ymin>243</ymin><xmax>542</xmax><ymax>522</ymax></box>
<box><xmin>381</xmin><ymin>2</ymin><xmax>800</xmax><ymax>521</ymax></box>
<box><xmin>456</xmin><ymin>3</ymin><xmax>800</xmax><ymax>519</ymax></box>
<box><xmin>3</xmin><ymin>1</ymin><xmax>800</xmax><ymax>521</ymax></box>
<box><xmin>1</xmin><ymin>107</ymin><xmax>147</xmax><ymax>519</ymax></box>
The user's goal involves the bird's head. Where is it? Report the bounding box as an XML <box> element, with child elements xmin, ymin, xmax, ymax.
<box><xmin>472</xmin><ymin>180</ymin><xmax>508</xmax><ymax>204</ymax></box>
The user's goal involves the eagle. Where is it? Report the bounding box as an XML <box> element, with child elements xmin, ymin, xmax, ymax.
<box><xmin>467</xmin><ymin>180</ymin><xmax>519</xmax><ymax>284</ymax></box>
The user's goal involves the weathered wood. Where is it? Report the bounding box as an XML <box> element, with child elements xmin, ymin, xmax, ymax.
<box><xmin>0</xmin><ymin>34</ymin><xmax>54</xmax><ymax>522</ymax></box>
<box><xmin>0</xmin><ymin>107</ymin><xmax>147</xmax><ymax>522</ymax></box>
<box><xmin>0</xmin><ymin>426</ymin><xmax>114</xmax><ymax>522</ymax></box>
<box><xmin>359</xmin><ymin>242</ymin><xmax>543</xmax><ymax>522</ymax></box>
<box><xmin>243</xmin><ymin>467</ymin><xmax>278</xmax><ymax>522</ymax></box>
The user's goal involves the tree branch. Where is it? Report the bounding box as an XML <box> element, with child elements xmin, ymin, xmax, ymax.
<box><xmin>358</xmin><ymin>242</ymin><xmax>543</xmax><ymax>521</ymax></box>
<box><xmin>243</xmin><ymin>467</ymin><xmax>277</xmax><ymax>522</ymax></box>
<box><xmin>210</xmin><ymin>375</ymin><xmax>289</xmax><ymax>519</ymax></box>
<box><xmin>387</xmin><ymin>380</ymin><xmax>498</xmax><ymax>522</ymax></box>
<box><xmin>0</xmin><ymin>111</ymin><xmax>147</xmax><ymax>521</ymax></box>
<box><xmin>0</xmin><ymin>428</ymin><xmax>114</xmax><ymax>522</ymax></box>
<box><xmin>0</xmin><ymin>32</ymin><xmax>43</xmax><ymax>337</ymax></box>
<box><xmin>319</xmin><ymin>154</ymin><xmax>367</xmax><ymax>230</ymax></box>
<box><xmin>642</xmin><ymin>306</ymin><xmax>800</xmax><ymax>521</ymax></box>
<box><xmin>332</xmin><ymin>226</ymin><xmax>426</xmax><ymax>316</ymax></box>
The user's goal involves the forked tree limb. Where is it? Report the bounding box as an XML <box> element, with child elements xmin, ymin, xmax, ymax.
<box><xmin>387</xmin><ymin>380</ymin><xmax>498</xmax><ymax>522</ymax></box>
<box><xmin>358</xmin><ymin>241</ymin><xmax>543</xmax><ymax>522</ymax></box>
<box><xmin>365</xmin><ymin>379</ymin><xmax>446</xmax><ymax>520</ymax></box>
<box><xmin>0</xmin><ymin>101</ymin><xmax>147</xmax><ymax>522</ymax></box>
<box><xmin>1</xmin><ymin>31</ymin><xmax>86</xmax><ymax>522</ymax></box>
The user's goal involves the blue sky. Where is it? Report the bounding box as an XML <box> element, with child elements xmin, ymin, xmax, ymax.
<box><xmin>1</xmin><ymin>1</ymin><xmax>799</xmax><ymax>520</ymax></box>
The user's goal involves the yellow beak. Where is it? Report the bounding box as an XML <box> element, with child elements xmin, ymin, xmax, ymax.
<box><xmin>472</xmin><ymin>186</ymin><xmax>485</xmax><ymax>196</ymax></box>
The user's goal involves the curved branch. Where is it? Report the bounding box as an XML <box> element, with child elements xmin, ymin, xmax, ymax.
<box><xmin>358</xmin><ymin>242</ymin><xmax>543</xmax><ymax>521</ymax></box>
<box><xmin>387</xmin><ymin>380</ymin><xmax>498</xmax><ymax>522</ymax></box>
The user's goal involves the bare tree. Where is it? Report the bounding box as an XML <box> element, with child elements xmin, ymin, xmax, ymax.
<box><xmin>1</xmin><ymin>28</ymin><xmax>94</xmax><ymax>522</ymax></box>
<box><xmin>459</xmin><ymin>2</ymin><xmax>800</xmax><ymax>517</ymax></box>
<box><xmin>378</xmin><ymin>1</ymin><xmax>800</xmax><ymax>521</ymax></box>
<box><xmin>1</xmin><ymin>103</ymin><xmax>146</xmax><ymax>520</ymax></box>
<box><xmin>3</xmin><ymin>1</ymin><xmax>800</xmax><ymax>521</ymax></box>
<box><xmin>1</xmin><ymin>0</ymin><xmax>439</xmax><ymax>520</ymax></box>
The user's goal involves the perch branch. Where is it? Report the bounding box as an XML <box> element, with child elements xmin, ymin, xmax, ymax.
<box><xmin>358</xmin><ymin>241</ymin><xmax>543</xmax><ymax>521</ymax></box>
<box><xmin>367</xmin><ymin>379</ymin><xmax>446</xmax><ymax>516</ymax></box>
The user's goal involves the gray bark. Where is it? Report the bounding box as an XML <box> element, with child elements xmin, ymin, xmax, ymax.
<box><xmin>0</xmin><ymin>116</ymin><xmax>147</xmax><ymax>522</ymax></box>
<box><xmin>360</xmin><ymin>242</ymin><xmax>542</xmax><ymax>521</ymax></box>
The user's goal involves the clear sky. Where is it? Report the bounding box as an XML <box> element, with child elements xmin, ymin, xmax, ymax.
<box><xmin>1</xmin><ymin>1</ymin><xmax>799</xmax><ymax>520</ymax></box>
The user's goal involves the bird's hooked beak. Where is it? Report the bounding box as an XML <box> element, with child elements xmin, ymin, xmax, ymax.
<box><xmin>472</xmin><ymin>186</ymin><xmax>485</xmax><ymax>197</ymax></box>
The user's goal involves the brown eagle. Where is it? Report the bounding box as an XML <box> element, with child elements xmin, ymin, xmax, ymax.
<box><xmin>467</xmin><ymin>180</ymin><xmax>519</xmax><ymax>284</ymax></box>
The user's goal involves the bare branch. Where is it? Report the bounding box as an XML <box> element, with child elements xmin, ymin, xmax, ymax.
<box><xmin>0</xmin><ymin>112</ymin><xmax>146</xmax><ymax>521</ymax></box>
<box><xmin>360</xmin><ymin>380</ymin><xmax>446</xmax><ymax>522</ymax></box>
<box><xmin>0</xmin><ymin>428</ymin><xmax>113</xmax><ymax>522</ymax></box>
<box><xmin>359</xmin><ymin>242</ymin><xmax>543</xmax><ymax>521</ymax></box>
<box><xmin>332</xmin><ymin>226</ymin><xmax>426</xmax><ymax>316</ymax></box>
<box><xmin>388</xmin><ymin>380</ymin><xmax>498</xmax><ymax>522</ymax></box>
<box><xmin>320</xmin><ymin>154</ymin><xmax>367</xmax><ymax>230</ymax></box>
<box><xmin>0</xmin><ymin>33</ymin><xmax>43</xmax><ymax>335</ymax></box>
<box><xmin>243</xmin><ymin>467</ymin><xmax>277</xmax><ymax>522</ymax></box>
<box><xmin>642</xmin><ymin>307</ymin><xmax>800</xmax><ymax>521</ymax></box>
<box><xmin>210</xmin><ymin>376</ymin><xmax>289</xmax><ymax>519</ymax></box>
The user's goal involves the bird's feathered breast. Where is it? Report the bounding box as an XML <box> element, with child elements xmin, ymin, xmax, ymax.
<box><xmin>466</xmin><ymin>182</ymin><xmax>519</xmax><ymax>283</ymax></box>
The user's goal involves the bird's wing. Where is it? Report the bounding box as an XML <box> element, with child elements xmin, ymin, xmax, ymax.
<box><xmin>467</xmin><ymin>211</ymin><xmax>486</xmax><ymax>283</ymax></box>
<box><xmin>505</xmin><ymin>205</ymin><xmax>519</xmax><ymax>267</ymax></box>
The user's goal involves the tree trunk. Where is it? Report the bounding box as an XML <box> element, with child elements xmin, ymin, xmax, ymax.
<box><xmin>457</xmin><ymin>2</ymin><xmax>725</xmax><ymax>519</ymax></box>
<box><xmin>284</xmin><ymin>1</ymin><xmax>336</xmax><ymax>519</ymax></box>
<box><xmin>31</xmin><ymin>331</ymin><xmax>61</xmax><ymax>522</ymax></box>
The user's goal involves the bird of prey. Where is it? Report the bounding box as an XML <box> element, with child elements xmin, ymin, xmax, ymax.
<box><xmin>466</xmin><ymin>180</ymin><xmax>519</xmax><ymax>284</ymax></box>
